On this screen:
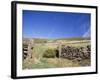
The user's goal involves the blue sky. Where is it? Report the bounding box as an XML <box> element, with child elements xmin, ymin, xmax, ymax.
<box><xmin>22</xmin><ymin>10</ymin><xmax>90</xmax><ymax>39</ymax></box>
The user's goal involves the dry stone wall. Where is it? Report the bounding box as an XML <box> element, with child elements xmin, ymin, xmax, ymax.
<box><xmin>60</xmin><ymin>45</ymin><xmax>91</xmax><ymax>61</ymax></box>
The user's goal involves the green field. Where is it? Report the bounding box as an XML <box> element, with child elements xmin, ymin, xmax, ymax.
<box><xmin>22</xmin><ymin>38</ymin><xmax>91</xmax><ymax>69</ymax></box>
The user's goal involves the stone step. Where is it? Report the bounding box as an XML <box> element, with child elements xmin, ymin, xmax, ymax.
<box><xmin>23</xmin><ymin>48</ymin><xmax>28</xmax><ymax>50</ymax></box>
<box><xmin>23</xmin><ymin>51</ymin><xmax>28</xmax><ymax>53</ymax></box>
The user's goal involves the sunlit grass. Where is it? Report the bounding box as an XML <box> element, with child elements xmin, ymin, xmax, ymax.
<box><xmin>23</xmin><ymin>40</ymin><xmax>91</xmax><ymax>69</ymax></box>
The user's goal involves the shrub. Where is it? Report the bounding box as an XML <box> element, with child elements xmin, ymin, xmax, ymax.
<box><xmin>43</xmin><ymin>49</ymin><xmax>56</xmax><ymax>58</ymax></box>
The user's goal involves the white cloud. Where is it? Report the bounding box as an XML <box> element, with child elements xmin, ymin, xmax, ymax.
<box><xmin>83</xmin><ymin>29</ymin><xmax>90</xmax><ymax>37</ymax></box>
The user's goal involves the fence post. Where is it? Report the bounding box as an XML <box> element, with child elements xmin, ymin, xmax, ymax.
<box><xmin>59</xmin><ymin>43</ymin><xmax>62</xmax><ymax>58</ymax></box>
<box><xmin>28</xmin><ymin>39</ymin><xmax>34</xmax><ymax>59</ymax></box>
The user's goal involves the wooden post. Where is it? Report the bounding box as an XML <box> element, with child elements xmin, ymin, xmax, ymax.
<box><xmin>28</xmin><ymin>39</ymin><xmax>34</xmax><ymax>59</ymax></box>
<box><xmin>59</xmin><ymin>43</ymin><xmax>62</xmax><ymax>58</ymax></box>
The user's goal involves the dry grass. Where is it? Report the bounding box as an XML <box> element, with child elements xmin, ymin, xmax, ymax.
<box><xmin>23</xmin><ymin>40</ymin><xmax>91</xmax><ymax>69</ymax></box>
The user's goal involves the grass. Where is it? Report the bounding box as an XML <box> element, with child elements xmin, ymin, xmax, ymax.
<box><xmin>23</xmin><ymin>38</ymin><xmax>91</xmax><ymax>69</ymax></box>
<box><xmin>64</xmin><ymin>42</ymin><xmax>91</xmax><ymax>48</ymax></box>
<box><xmin>23</xmin><ymin>57</ymin><xmax>90</xmax><ymax>69</ymax></box>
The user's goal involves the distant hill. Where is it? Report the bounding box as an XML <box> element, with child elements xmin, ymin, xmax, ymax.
<box><xmin>23</xmin><ymin>38</ymin><xmax>49</xmax><ymax>43</ymax></box>
<box><xmin>55</xmin><ymin>37</ymin><xmax>90</xmax><ymax>41</ymax></box>
<box><xmin>23</xmin><ymin>37</ymin><xmax>90</xmax><ymax>43</ymax></box>
<box><xmin>33</xmin><ymin>38</ymin><xmax>48</xmax><ymax>43</ymax></box>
